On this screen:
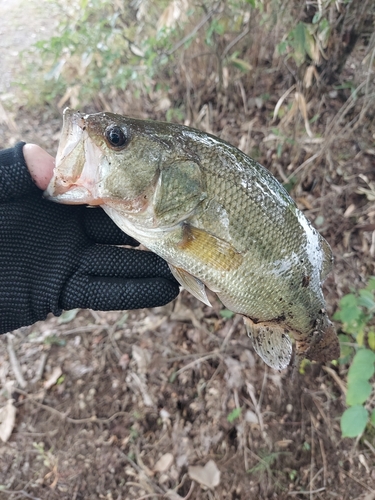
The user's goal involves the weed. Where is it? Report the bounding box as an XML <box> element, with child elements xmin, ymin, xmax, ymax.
<box><xmin>334</xmin><ymin>277</ymin><xmax>375</xmax><ymax>438</ymax></box>
<box><xmin>227</xmin><ymin>407</ymin><xmax>242</xmax><ymax>422</ymax></box>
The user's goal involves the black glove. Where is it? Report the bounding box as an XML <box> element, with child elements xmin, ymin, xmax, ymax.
<box><xmin>0</xmin><ymin>142</ymin><xmax>179</xmax><ymax>334</ymax></box>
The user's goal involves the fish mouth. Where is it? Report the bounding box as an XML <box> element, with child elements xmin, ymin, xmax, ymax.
<box><xmin>44</xmin><ymin>108</ymin><xmax>104</xmax><ymax>205</ymax></box>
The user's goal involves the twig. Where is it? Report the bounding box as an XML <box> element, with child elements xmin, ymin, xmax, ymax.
<box><xmin>286</xmin><ymin>151</ymin><xmax>321</xmax><ymax>180</ymax></box>
<box><xmin>7</xmin><ymin>335</ymin><xmax>27</xmax><ymax>389</ymax></box>
<box><xmin>318</xmin><ymin>437</ymin><xmax>327</xmax><ymax>487</ymax></box>
<box><xmin>31</xmin><ymin>352</ymin><xmax>48</xmax><ymax>384</ymax></box>
<box><xmin>364</xmin><ymin>439</ymin><xmax>375</xmax><ymax>457</ymax></box>
<box><xmin>61</xmin><ymin>325</ymin><xmax>100</xmax><ymax>335</ymax></box>
<box><xmin>222</xmin><ymin>25</ymin><xmax>250</xmax><ymax>58</ymax></box>
<box><xmin>135</xmin><ymin>494</ymin><xmax>164</xmax><ymax>500</ymax></box>
<box><xmin>322</xmin><ymin>366</ymin><xmax>347</xmax><ymax>395</ymax></box>
<box><xmin>288</xmin><ymin>488</ymin><xmax>326</xmax><ymax>496</ymax></box>
<box><xmin>286</xmin><ymin>80</ymin><xmax>370</xmax><ymax>181</ymax></box>
<box><xmin>273</xmin><ymin>84</ymin><xmax>296</xmax><ymax>121</ymax></box>
<box><xmin>339</xmin><ymin>466</ymin><xmax>375</xmax><ymax>493</ymax></box>
<box><xmin>182</xmin><ymin>481</ymin><xmax>195</xmax><ymax>500</ymax></box>
<box><xmin>246</xmin><ymin>382</ymin><xmax>266</xmax><ymax>440</ymax></box>
<box><xmin>167</xmin><ymin>3</ymin><xmax>221</xmax><ymax>56</ymax></box>
<box><xmin>364</xmin><ymin>41</ymin><xmax>375</xmax><ymax>105</ymax></box>
<box><xmin>1</xmin><ymin>490</ymin><xmax>41</xmax><ymax>500</ymax></box>
<box><xmin>167</xmin><ymin>349</ymin><xmax>227</xmax><ymax>363</ymax></box>
<box><xmin>13</xmin><ymin>387</ymin><xmax>130</xmax><ymax>424</ymax></box>
<box><xmin>174</xmin><ymin>352</ymin><xmax>221</xmax><ymax>376</ymax></box>
<box><xmin>258</xmin><ymin>365</ymin><xmax>268</xmax><ymax>411</ymax></box>
<box><xmin>246</xmin><ymin>447</ymin><xmax>274</xmax><ymax>486</ymax></box>
<box><xmin>117</xmin><ymin>449</ymin><xmax>165</xmax><ymax>495</ymax></box>
<box><xmin>310</xmin><ymin>415</ymin><xmax>315</xmax><ymax>500</ymax></box>
<box><xmin>220</xmin><ymin>316</ymin><xmax>242</xmax><ymax>352</ymax></box>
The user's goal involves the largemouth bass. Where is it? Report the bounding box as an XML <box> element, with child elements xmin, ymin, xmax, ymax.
<box><xmin>45</xmin><ymin>108</ymin><xmax>339</xmax><ymax>369</ymax></box>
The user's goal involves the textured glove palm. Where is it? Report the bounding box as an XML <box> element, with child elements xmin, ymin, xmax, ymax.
<box><xmin>0</xmin><ymin>142</ymin><xmax>179</xmax><ymax>334</ymax></box>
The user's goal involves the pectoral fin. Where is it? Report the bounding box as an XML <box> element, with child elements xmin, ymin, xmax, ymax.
<box><xmin>178</xmin><ymin>224</ymin><xmax>243</xmax><ymax>272</ymax></box>
<box><xmin>244</xmin><ymin>317</ymin><xmax>293</xmax><ymax>370</ymax></box>
<box><xmin>169</xmin><ymin>264</ymin><xmax>212</xmax><ymax>307</ymax></box>
<box><xmin>153</xmin><ymin>161</ymin><xmax>206</xmax><ymax>225</ymax></box>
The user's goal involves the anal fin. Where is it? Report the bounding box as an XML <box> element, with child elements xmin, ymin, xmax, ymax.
<box><xmin>244</xmin><ymin>317</ymin><xmax>292</xmax><ymax>370</ymax></box>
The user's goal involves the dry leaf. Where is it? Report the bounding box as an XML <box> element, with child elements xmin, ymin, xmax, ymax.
<box><xmin>157</xmin><ymin>0</ymin><xmax>188</xmax><ymax>30</ymax></box>
<box><xmin>188</xmin><ymin>460</ymin><xmax>221</xmax><ymax>489</ymax></box>
<box><xmin>344</xmin><ymin>204</ymin><xmax>356</xmax><ymax>218</ymax></box>
<box><xmin>296</xmin><ymin>92</ymin><xmax>313</xmax><ymax>138</ymax></box>
<box><xmin>273</xmin><ymin>84</ymin><xmax>296</xmax><ymax>121</ymax></box>
<box><xmin>154</xmin><ymin>453</ymin><xmax>174</xmax><ymax>473</ymax></box>
<box><xmin>276</xmin><ymin>439</ymin><xmax>293</xmax><ymax>448</ymax></box>
<box><xmin>224</xmin><ymin>357</ymin><xmax>243</xmax><ymax>389</ymax></box>
<box><xmin>0</xmin><ymin>400</ymin><xmax>16</xmax><ymax>442</ymax></box>
<box><xmin>245</xmin><ymin>410</ymin><xmax>258</xmax><ymax>424</ymax></box>
<box><xmin>165</xmin><ymin>490</ymin><xmax>185</xmax><ymax>500</ymax></box>
<box><xmin>132</xmin><ymin>345</ymin><xmax>151</xmax><ymax>373</ymax></box>
<box><xmin>44</xmin><ymin>366</ymin><xmax>63</xmax><ymax>389</ymax></box>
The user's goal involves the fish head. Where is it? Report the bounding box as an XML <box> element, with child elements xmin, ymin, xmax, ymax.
<box><xmin>45</xmin><ymin>108</ymin><xmax>166</xmax><ymax>212</ymax></box>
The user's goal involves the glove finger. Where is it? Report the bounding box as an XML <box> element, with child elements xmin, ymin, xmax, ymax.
<box><xmin>79</xmin><ymin>245</ymin><xmax>176</xmax><ymax>281</ymax></box>
<box><xmin>60</xmin><ymin>275</ymin><xmax>179</xmax><ymax>311</ymax></box>
<box><xmin>0</xmin><ymin>142</ymin><xmax>40</xmax><ymax>202</ymax></box>
<box><xmin>83</xmin><ymin>207</ymin><xmax>139</xmax><ymax>246</ymax></box>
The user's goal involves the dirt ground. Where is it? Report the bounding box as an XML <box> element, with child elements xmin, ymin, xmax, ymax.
<box><xmin>1</xmin><ymin>1</ymin><xmax>375</xmax><ymax>499</ymax></box>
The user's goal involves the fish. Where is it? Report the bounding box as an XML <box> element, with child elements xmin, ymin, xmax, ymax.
<box><xmin>45</xmin><ymin>108</ymin><xmax>340</xmax><ymax>370</ymax></box>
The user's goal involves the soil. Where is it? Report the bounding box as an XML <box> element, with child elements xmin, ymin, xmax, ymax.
<box><xmin>0</xmin><ymin>1</ymin><xmax>375</xmax><ymax>499</ymax></box>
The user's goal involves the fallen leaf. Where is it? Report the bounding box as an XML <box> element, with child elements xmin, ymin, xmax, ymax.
<box><xmin>165</xmin><ymin>490</ymin><xmax>185</xmax><ymax>500</ymax></box>
<box><xmin>188</xmin><ymin>459</ymin><xmax>221</xmax><ymax>489</ymax></box>
<box><xmin>245</xmin><ymin>410</ymin><xmax>258</xmax><ymax>424</ymax></box>
<box><xmin>344</xmin><ymin>203</ymin><xmax>356</xmax><ymax>218</ymax></box>
<box><xmin>224</xmin><ymin>357</ymin><xmax>243</xmax><ymax>389</ymax></box>
<box><xmin>132</xmin><ymin>345</ymin><xmax>151</xmax><ymax>374</ymax></box>
<box><xmin>44</xmin><ymin>366</ymin><xmax>63</xmax><ymax>389</ymax></box>
<box><xmin>276</xmin><ymin>439</ymin><xmax>293</xmax><ymax>448</ymax></box>
<box><xmin>0</xmin><ymin>400</ymin><xmax>16</xmax><ymax>442</ymax></box>
<box><xmin>57</xmin><ymin>308</ymin><xmax>80</xmax><ymax>324</ymax></box>
<box><xmin>154</xmin><ymin>453</ymin><xmax>174</xmax><ymax>473</ymax></box>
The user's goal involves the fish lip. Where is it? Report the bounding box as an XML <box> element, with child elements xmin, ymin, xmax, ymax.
<box><xmin>44</xmin><ymin>185</ymin><xmax>100</xmax><ymax>204</ymax></box>
<box><xmin>56</xmin><ymin>108</ymin><xmax>86</xmax><ymax>165</ymax></box>
<box><xmin>44</xmin><ymin>108</ymin><xmax>104</xmax><ymax>205</ymax></box>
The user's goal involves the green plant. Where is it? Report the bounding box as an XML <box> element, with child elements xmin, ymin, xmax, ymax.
<box><xmin>334</xmin><ymin>277</ymin><xmax>375</xmax><ymax>438</ymax></box>
<box><xmin>220</xmin><ymin>309</ymin><xmax>235</xmax><ymax>319</ymax></box>
<box><xmin>340</xmin><ymin>349</ymin><xmax>375</xmax><ymax>438</ymax></box>
<box><xmin>334</xmin><ymin>277</ymin><xmax>375</xmax><ymax>358</ymax></box>
<box><xmin>227</xmin><ymin>407</ymin><xmax>242</xmax><ymax>422</ymax></box>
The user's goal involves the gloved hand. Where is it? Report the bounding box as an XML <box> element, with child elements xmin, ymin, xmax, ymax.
<box><xmin>0</xmin><ymin>142</ymin><xmax>179</xmax><ymax>334</ymax></box>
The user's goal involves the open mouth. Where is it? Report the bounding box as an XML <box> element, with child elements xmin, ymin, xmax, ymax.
<box><xmin>44</xmin><ymin>108</ymin><xmax>104</xmax><ymax>205</ymax></box>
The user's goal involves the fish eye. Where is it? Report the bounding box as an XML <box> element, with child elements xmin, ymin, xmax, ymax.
<box><xmin>105</xmin><ymin>125</ymin><xmax>128</xmax><ymax>149</ymax></box>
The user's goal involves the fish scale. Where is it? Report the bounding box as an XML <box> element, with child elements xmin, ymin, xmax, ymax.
<box><xmin>45</xmin><ymin>108</ymin><xmax>340</xmax><ymax>369</ymax></box>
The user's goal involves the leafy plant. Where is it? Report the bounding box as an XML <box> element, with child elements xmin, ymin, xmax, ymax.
<box><xmin>340</xmin><ymin>349</ymin><xmax>375</xmax><ymax>438</ymax></box>
<box><xmin>227</xmin><ymin>407</ymin><xmax>242</xmax><ymax>422</ymax></box>
<box><xmin>334</xmin><ymin>277</ymin><xmax>375</xmax><ymax>438</ymax></box>
<box><xmin>334</xmin><ymin>277</ymin><xmax>375</xmax><ymax>357</ymax></box>
<box><xmin>220</xmin><ymin>309</ymin><xmax>235</xmax><ymax>320</ymax></box>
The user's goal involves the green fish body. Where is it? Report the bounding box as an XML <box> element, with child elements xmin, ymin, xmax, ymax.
<box><xmin>45</xmin><ymin>108</ymin><xmax>339</xmax><ymax>369</ymax></box>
